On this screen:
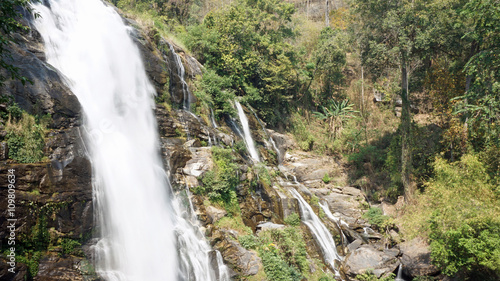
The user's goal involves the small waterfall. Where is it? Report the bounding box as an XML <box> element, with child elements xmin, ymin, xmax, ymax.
<box><xmin>395</xmin><ymin>264</ymin><xmax>405</xmax><ymax>281</ymax></box>
<box><xmin>33</xmin><ymin>1</ymin><xmax>228</xmax><ymax>280</ymax></box>
<box><xmin>174</xmin><ymin>185</ymin><xmax>230</xmax><ymax>281</ymax></box>
<box><xmin>210</xmin><ymin>108</ymin><xmax>218</xmax><ymax>128</ymax></box>
<box><xmin>288</xmin><ymin>188</ymin><xmax>342</xmax><ymax>276</ymax></box>
<box><xmin>235</xmin><ymin>101</ymin><xmax>259</xmax><ymax>162</ymax></box>
<box><xmin>320</xmin><ymin>202</ymin><xmax>349</xmax><ymax>246</ymax></box>
<box><xmin>168</xmin><ymin>43</ymin><xmax>192</xmax><ymax>111</ymax></box>
<box><xmin>269</xmin><ymin>136</ymin><xmax>281</xmax><ymax>163</ymax></box>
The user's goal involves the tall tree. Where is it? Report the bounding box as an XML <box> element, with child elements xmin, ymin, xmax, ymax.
<box><xmin>352</xmin><ymin>0</ymin><xmax>432</xmax><ymax>201</ymax></box>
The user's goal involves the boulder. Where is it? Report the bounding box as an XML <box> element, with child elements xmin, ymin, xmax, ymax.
<box><xmin>256</xmin><ymin>222</ymin><xmax>286</xmax><ymax>233</ymax></box>
<box><xmin>211</xmin><ymin>230</ymin><xmax>262</xmax><ymax>276</ymax></box>
<box><xmin>35</xmin><ymin>253</ymin><xmax>85</xmax><ymax>281</ymax></box>
<box><xmin>400</xmin><ymin>238</ymin><xmax>439</xmax><ymax>278</ymax></box>
<box><xmin>345</xmin><ymin>244</ymin><xmax>400</xmax><ymax>278</ymax></box>
<box><xmin>206</xmin><ymin>206</ymin><xmax>227</xmax><ymax>224</ymax></box>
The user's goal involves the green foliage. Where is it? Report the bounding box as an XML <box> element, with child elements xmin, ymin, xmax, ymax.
<box><xmin>322</xmin><ymin>173</ymin><xmax>331</xmax><ymax>184</ymax></box>
<box><xmin>197</xmin><ymin>147</ymin><xmax>239</xmax><ymax>210</ymax></box>
<box><xmin>356</xmin><ymin>270</ymin><xmax>395</xmax><ymax>281</ymax></box>
<box><xmin>284</xmin><ymin>213</ymin><xmax>301</xmax><ymax>227</ymax></box>
<box><xmin>193</xmin><ymin>68</ymin><xmax>236</xmax><ymax>119</ymax></box>
<box><xmin>233</xmin><ymin>140</ymin><xmax>247</xmax><ymax>156</ymax></box>
<box><xmin>239</xmin><ymin>234</ymin><xmax>259</xmax><ymax>250</ymax></box>
<box><xmin>362</xmin><ymin>207</ymin><xmax>394</xmax><ymax>232</ymax></box>
<box><xmin>254</xmin><ymin>163</ymin><xmax>272</xmax><ymax>187</ymax></box>
<box><xmin>60</xmin><ymin>238</ymin><xmax>83</xmax><ymax>256</ymax></box>
<box><xmin>404</xmin><ymin>154</ymin><xmax>500</xmax><ymax>279</ymax></box>
<box><xmin>185</xmin><ymin>0</ymin><xmax>298</xmax><ymax>125</ymax></box>
<box><xmin>260</xmin><ymin>250</ymin><xmax>302</xmax><ymax>281</ymax></box>
<box><xmin>0</xmin><ymin>0</ymin><xmax>39</xmax><ymax>85</ymax></box>
<box><xmin>5</xmin><ymin>112</ymin><xmax>46</xmax><ymax>163</ymax></box>
<box><xmin>17</xmin><ymin>251</ymin><xmax>42</xmax><ymax>279</ymax></box>
<box><xmin>313</xmin><ymin>99</ymin><xmax>358</xmax><ymax>140</ymax></box>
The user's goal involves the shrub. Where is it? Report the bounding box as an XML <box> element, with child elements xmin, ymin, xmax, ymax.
<box><xmin>239</xmin><ymin>234</ymin><xmax>259</xmax><ymax>250</ymax></box>
<box><xmin>197</xmin><ymin>147</ymin><xmax>239</xmax><ymax>204</ymax></box>
<box><xmin>284</xmin><ymin>213</ymin><xmax>301</xmax><ymax>227</ymax></box>
<box><xmin>60</xmin><ymin>238</ymin><xmax>83</xmax><ymax>256</ymax></box>
<box><xmin>362</xmin><ymin>207</ymin><xmax>394</xmax><ymax>232</ymax></box>
<box><xmin>322</xmin><ymin>173</ymin><xmax>331</xmax><ymax>184</ymax></box>
<box><xmin>5</xmin><ymin>112</ymin><xmax>46</xmax><ymax>163</ymax></box>
<box><xmin>404</xmin><ymin>154</ymin><xmax>500</xmax><ymax>279</ymax></box>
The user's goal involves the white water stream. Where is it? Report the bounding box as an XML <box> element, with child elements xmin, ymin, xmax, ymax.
<box><xmin>288</xmin><ymin>188</ymin><xmax>342</xmax><ymax>276</ymax></box>
<box><xmin>235</xmin><ymin>101</ymin><xmax>259</xmax><ymax>162</ymax></box>
<box><xmin>33</xmin><ymin>1</ymin><xmax>228</xmax><ymax>280</ymax></box>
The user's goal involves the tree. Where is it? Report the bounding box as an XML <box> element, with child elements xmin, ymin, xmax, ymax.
<box><xmin>186</xmin><ymin>0</ymin><xmax>298</xmax><ymax>125</ymax></box>
<box><xmin>352</xmin><ymin>0</ymin><xmax>433</xmax><ymax>201</ymax></box>
<box><xmin>0</xmin><ymin>0</ymin><xmax>37</xmax><ymax>85</ymax></box>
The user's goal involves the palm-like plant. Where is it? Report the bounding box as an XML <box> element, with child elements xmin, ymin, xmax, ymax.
<box><xmin>313</xmin><ymin>99</ymin><xmax>359</xmax><ymax>139</ymax></box>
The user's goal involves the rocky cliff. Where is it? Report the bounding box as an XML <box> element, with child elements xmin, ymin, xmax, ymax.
<box><xmin>0</xmin><ymin>8</ymin><xmax>439</xmax><ymax>281</ymax></box>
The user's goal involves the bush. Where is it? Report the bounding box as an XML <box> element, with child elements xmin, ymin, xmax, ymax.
<box><xmin>197</xmin><ymin>147</ymin><xmax>239</xmax><ymax>203</ymax></box>
<box><xmin>362</xmin><ymin>207</ymin><xmax>394</xmax><ymax>232</ymax></box>
<box><xmin>284</xmin><ymin>213</ymin><xmax>301</xmax><ymax>227</ymax></box>
<box><xmin>60</xmin><ymin>238</ymin><xmax>83</xmax><ymax>256</ymax></box>
<box><xmin>405</xmin><ymin>154</ymin><xmax>500</xmax><ymax>279</ymax></box>
<box><xmin>322</xmin><ymin>173</ymin><xmax>331</xmax><ymax>184</ymax></box>
<box><xmin>5</xmin><ymin>112</ymin><xmax>46</xmax><ymax>163</ymax></box>
<box><xmin>239</xmin><ymin>234</ymin><xmax>259</xmax><ymax>250</ymax></box>
<box><xmin>356</xmin><ymin>271</ymin><xmax>395</xmax><ymax>281</ymax></box>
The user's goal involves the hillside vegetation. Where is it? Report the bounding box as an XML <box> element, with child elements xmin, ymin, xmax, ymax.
<box><xmin>114</xmin><ymin>0</ymin><xmax>499</xmax><ymax>279</ymax></box>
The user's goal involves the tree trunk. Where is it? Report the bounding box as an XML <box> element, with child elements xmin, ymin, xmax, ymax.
<box><xmin>401</xmin><ymin>54</ymin><xmax>412</xmax><ymax>203</ymax></box>
<box><xmin>325</xmin><ymin>0</ymin><xmax>330</xmax><ymax>27</ymax></box>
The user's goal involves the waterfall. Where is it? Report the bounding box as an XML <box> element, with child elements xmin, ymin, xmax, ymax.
<box><xmin>235</xmin><ymin>101</ymin><xmax>260</xmax><ymax>162</ymax></box>
<box><xmin>168</xmin><ymin>43</ymin><xmax>192</xmax><ymax>111</ymax></box>
<box><xmin>32</xmin><ymin>1</ymin><xmax>228</xmax><ymax>280</ymax></box>
<box><xmin>320</xmin><ymin>202</ymin><xmax>349</xmax><ymax>247</ymax></box>
<box><xmin>210</xmin><ymin>108</ymin><xmax>218</xmax><ymax>128</ymax></box>
<box><xmin>395</xmin><ymin>264</ymin><xmax>405</xmax><ymax>281</ymax></box>
<box><xmin>288</xmin><ymin>188</ymin><xmax>342</xmax><ymax>276</ymax></box>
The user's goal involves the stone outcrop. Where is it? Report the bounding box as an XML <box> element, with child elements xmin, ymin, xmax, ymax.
<box><xmin>211</xmin><ymin>230</ymin><xmax>261</xmax><ymax>277</ymax></box>
<box><xmin>400</xmin><ymin>238</ymin><xmax>439</xmax><ymax>278</ymax></box>
<box><xmin>345</xmin><ymin>245</ymin><xmax>400</xmax><ymax>278</ymax></box>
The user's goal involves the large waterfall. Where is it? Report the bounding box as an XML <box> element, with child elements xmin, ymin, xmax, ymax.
<box><xmin>32</xmin><ymin>1</ymin><xmax>227</xmax><ymax>280</ymax></box>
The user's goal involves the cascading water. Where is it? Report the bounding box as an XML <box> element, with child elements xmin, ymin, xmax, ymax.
<box><xmin>169</xmin><ymin>43</ymin><xmax>192</xmax><ymax>111</ymax></box>
<box><xmin>33</xmin><ymin>1</ymin><xmax>228</xmax><ymax>280</ymax></box>
<box><xmin>320</xmin><ymin>202</ymin><xmax>349</xmax><ymax>247</ymax></box>
<box><xmin>235</xmin><ymin>101</ymin><xmax>260</xmax><ymax>162</ymax></box>
<box><xmin>288</xmin><ymin>188</ymin><xmax>342</xmax><ymax>276</ymax></box>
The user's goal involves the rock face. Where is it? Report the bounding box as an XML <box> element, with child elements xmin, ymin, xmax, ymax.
<box><xmin>211</xmin><ymin>230</ymin><xmax>261</xmax><ymax>277</ymax></box>
<box><xmin>0</xmin><ymin>21</ymin><xmax>92</xmax><ymax>281</ymax></box>
<box><xmin>400</xmin><ymin>238</ymin><xmax>439</xmax><ymax>278</ymax></box>
<box><xmin>345</xmin><ymin>245</ymin><xmax>400</xmax><ymax>277</ymax></box>
<box><xmin>0</xmin><ymin>27</ymin><xmax>81</xmax><ymax>129</ymax></box>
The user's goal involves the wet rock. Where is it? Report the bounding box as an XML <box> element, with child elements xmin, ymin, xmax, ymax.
<box><xmin>127</xmin><ymin>24</ymin><xmax>168</xmax><ymax>94</ymax></box>
<box><xmin>0</xmin><ymin>258</ymin><xmax>28</xmax><ymax>281</ymax></box>
<box><xmin>400</xmin><ymin>238</ymin><xmax>439</xmax><ymax>278</ymax></box>
<box><xmin>35</xmin><ymin>252</ymin><xmax>84</xmax><ymax>281</ymax></box>
<box><xmin>313</xmin><ymin>186</ymin><xmax>367</xmax><ymax>224</ymax></box>
<box><xmin>211</xmin><ymin>230</ymin><xmax>262</xmax><ymax>276</ymax></box>
<box><xmin>0</xmin><ymin>142</ymin><xmax>8</xmax><ymax>160</ymax></box>
<box><xmin>345</xmin><ymin>244</ymin><xmax>400</xmax><ymax>278</ymax></box>
<box><xmin>267</xmin><ymin>130</ymin><xmax>294</xmax><ymax>163</ymax></box>
<box><xmin>0</xmin><ymin>34</ymin><xmax>80</xmax><ymax>129</ymax></box>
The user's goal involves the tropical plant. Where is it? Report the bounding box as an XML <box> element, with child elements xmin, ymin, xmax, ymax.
<box><xmin>313</xmin><ymin>99</ymin><xmax>358</xmax><ymax>139</ymax></box>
